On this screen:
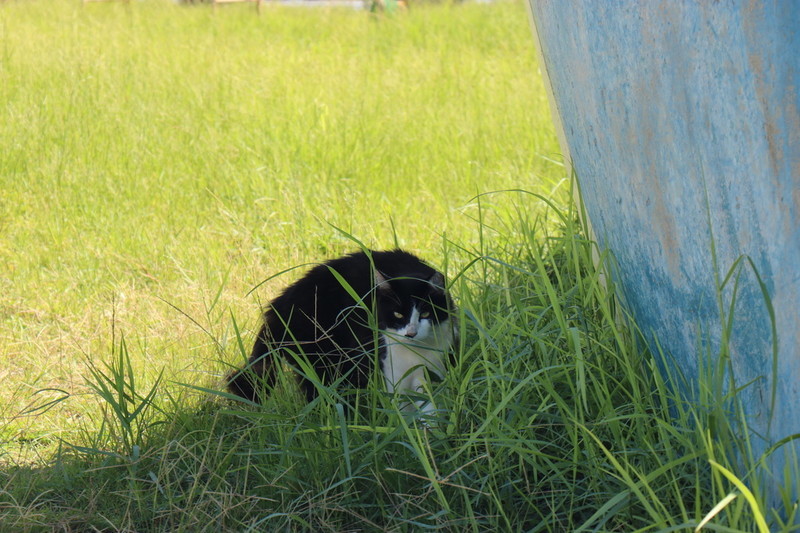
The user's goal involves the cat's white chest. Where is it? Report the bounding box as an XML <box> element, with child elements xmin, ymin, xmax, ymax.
<box><xmin>380</xmin><ymin>320</ymin><xmax>455</xmax><ymax>413</ymax></box>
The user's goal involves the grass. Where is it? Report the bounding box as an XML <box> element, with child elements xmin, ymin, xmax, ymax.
<box><xmin>0</xmin><ymin>0</ymin><xmax>796</xmax><ymax>531</ymax></box>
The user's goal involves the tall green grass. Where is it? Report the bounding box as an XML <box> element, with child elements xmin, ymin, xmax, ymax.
<box><xmin>7</xmin><ymin>191</ymin><xmax>794</xmax><ymax>531</ymax></box>
<box><xmin>0</xmin><ymin>1</ymin><xmax>795</xmax><ymax>531</ymax></box>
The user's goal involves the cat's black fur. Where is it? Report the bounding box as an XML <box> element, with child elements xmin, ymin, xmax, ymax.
<box><xmin>227</xmin><ymin>249</ymin><xmax>456</xmax><ymax>405</ymax></box>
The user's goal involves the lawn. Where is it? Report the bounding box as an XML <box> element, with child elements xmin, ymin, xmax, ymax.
<box><xmin>0</xmin><ymin>0</ymin><xmax>791</xmax><ymax>530</ymax></box>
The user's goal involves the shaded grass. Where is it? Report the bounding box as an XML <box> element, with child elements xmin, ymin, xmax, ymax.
<box><xmin>4</xmin><ymin>192</ymin><xmax>797</xmax><ymax>531</ymax></box>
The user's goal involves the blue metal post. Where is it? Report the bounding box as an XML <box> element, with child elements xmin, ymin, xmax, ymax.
<box><xmin>528</xmin><ymin>0</ymin><xmax>799</xmax><ymax>508</ymax></box>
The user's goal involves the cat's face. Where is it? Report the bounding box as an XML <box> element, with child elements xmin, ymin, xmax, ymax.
<box><xmin>375</xmin><ymin>270</ymin><xmax>451</xmax><ymax>341</ymax></box>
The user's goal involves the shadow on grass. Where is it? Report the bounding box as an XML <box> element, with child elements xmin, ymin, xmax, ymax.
<box><xmin>2</xmin><ymin>198</ymin><xmax>796</xmax><ymax>531</ymax></box>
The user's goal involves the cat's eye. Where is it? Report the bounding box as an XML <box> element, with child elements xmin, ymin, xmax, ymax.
<box><xmin>420</xmin><ymin>311</ymin><xmax>431</xmax><ymax>319</ymax></box>
<box><xmin>393</xmin><ymin>311</ymin><xmax>404</xmax><ymax>319</ymax></box>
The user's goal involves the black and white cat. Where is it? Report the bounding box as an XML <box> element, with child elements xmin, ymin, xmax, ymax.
<box><xmin>227</xmin><ymin>249</ymin><xmax>457</xmax><ymax>414</ymax></box>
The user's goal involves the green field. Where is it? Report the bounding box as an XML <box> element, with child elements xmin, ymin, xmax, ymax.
<box><xmin>0</xmin><ymin>1</ymin><xmax>791</xmax><ymax>531</ymax></box>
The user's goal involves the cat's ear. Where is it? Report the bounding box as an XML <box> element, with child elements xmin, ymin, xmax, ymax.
<box><xmin>428</xmin><ymin>271</ymin><xmax>446</xmax><ymax>292</ymax></box>
<box><xmin>375</xmin><ymin>269</ymin><xmax>392</xmax><ymax>293</ymax></box>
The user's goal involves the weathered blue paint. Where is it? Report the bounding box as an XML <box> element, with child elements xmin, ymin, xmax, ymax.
<box><xmin>527</xmin><ymin>0</ymin><xmax>799</xmax><ymax>506</ymax></box>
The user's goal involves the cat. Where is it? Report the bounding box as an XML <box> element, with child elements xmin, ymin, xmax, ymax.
<box><xmin>227</xmin><ymin>249</ymin><xmax>457</xmax><ymax>414</ymax></box>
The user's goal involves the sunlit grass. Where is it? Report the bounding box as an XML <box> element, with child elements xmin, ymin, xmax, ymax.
<box><xmin>0</xmin><ymin>0</ymin><xmax>558</xmax><ymax>440</ymax></box>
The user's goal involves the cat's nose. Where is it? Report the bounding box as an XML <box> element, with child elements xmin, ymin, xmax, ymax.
<box><xmin>405</xmin><ymin>326</ymin><xmax>417</xmax><ymax>338</ymax></box>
